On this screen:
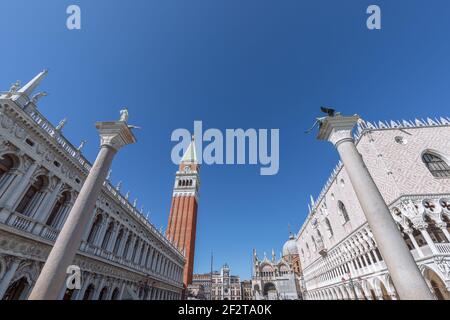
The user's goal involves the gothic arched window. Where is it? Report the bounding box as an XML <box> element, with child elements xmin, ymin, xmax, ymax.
<box><xmin>338</xmin><ymin>201</ymin><xmax>350</xmax><ymax>224</ymax></box>
<box><xmin>131</xmin><ymin>239</ymin><xmax>139</xmax><ymax>262</ymax></box>
<box><xmin>122</xmin><ymin>235</ymin><xmax>131</xmax><ymax>259</ymax></box>
<box><xmin>325</xmin><ymin>218</ymin><xmax>334</xmax><ymax>237</ymax></box>
<box><xmin>422</xmin><ymin>152</ymin><xmax>450</xmax><ymax>178</ymax></box>
<box><xmin>101</xmin><ymin>222</ymin><xmax>114</xmax><ymax>250</ymax></box>
<box><xmin>311</xmin><ymin>236</ymin><xmax>317</xmax><ymax>251</ymax></box>
<box><xmin>113</xmin><ymin>229</ymin><xmax>124</xmax><ymax>255</ymax></box>
<box><xmin>0</xmin><ymin>154</ymin><xmax>15</xmax><ymax>179</ymax></box>
<box><xmin>46</xmin><ymin>191</ymin><xmax>70</xmax><ymax>228</ymax></box>
<box><xmin>87</xmin><ymin>214</ymin><xmax>103</xmax><ymax>244</ymax></box>
<box><xmin>15</xmin><ymin>175</ymin><xmax>46</xmax><ymax>216</ymax></box>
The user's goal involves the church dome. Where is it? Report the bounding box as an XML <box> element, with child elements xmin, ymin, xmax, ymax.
<box><xmin>282</xmin><ymin>234</ymin><xmax>298</xmax><ymax>256</ymax></box>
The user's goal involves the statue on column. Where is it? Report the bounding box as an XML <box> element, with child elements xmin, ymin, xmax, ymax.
<box><xmin>305</xmin><ymin>107</ymin><xmax>340</xmax><ymax>133</ymax></box>
<box><xmin>119</xmin><ymin>107</ymin><xmax>129</xmax><ymax>122</ymax></box>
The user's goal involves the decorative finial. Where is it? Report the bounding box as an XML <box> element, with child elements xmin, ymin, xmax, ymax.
<box><xmin>146</xmin><ymin>211</ymin><xmax>150</xmax><ymax>219</ymax></box>
<box><xmin>106</xmin><ymin>170</ymin><xmax>112</xmax><ymax>180</ymax></box>
<box><xmin>125</xmin><ymin>191</ymin><xmax>130</xmax><ymax>200</ymax></box>
<box><xmin>119</xmin><ymin>107</ymin><xmax>129</xmax><ymax>122</ymax></box>
<box><xmin>116</xmin><ymin>181</ymin><xmax>122</xmax><ymax>191</ymax></box>
<box><xmin>77</xmin><ymin>140</ymin><xmax>86</xmax><ymax>151</ymax></box>
<box><xmin>133</xmin><ymin>198</ymin><xmax>138</xmax><ymax>208</ymax></box>
<box><xmin>55</xmin><ymin>118</ymin><xmax>67</xmax><ymax>132</ymax></box>
<box><xmin>140</xmin><ymin>206</ymin><xmax>144</xmax><ymax>214</ymax></box>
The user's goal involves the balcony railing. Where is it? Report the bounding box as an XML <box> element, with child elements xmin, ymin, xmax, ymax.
<box><xmin>2</xmin><ymin>211</ymin><xmax>183</xmax><ymax>288</ymax></box>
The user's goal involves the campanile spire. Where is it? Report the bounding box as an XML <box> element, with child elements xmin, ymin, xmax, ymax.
<box><xmin>166</xmin><ymin>137</ymin><xmax>200</xmax><ymax>287</ymax></box>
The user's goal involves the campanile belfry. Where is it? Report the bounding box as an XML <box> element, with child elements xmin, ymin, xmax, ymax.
<box><xmin>166</xmin><ymin>137</ymin><xmax>200</xmax><ymax>286</ymax></box>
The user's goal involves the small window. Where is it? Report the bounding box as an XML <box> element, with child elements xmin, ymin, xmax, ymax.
<box><xmin>394</xmin><ymin>136</ymin><xmax>407</xmax><ymax>145</ymax></box>
<box><xmin>25</xmin><ymin>139</ymin><xmax>35</xmax><ymax>147</ymax></box>
<box><xmin>53</xmin><ymin>161</ymin><xmax>61</xmax><ymax>167</ymax></box>
<box><xmin>422</xmin><ymin>152</ymin><xmax>450</xmax><ymax>178</ymax></box>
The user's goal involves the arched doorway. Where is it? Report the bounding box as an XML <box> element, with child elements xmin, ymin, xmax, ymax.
<box><xmin>423</xmin><ymin>267</ymin><xmax>450</xmax><ymax>300</ymax></box>
<box><xmin>263</xmin><ymin>282</ymin><xmax>278</xmax><ymax>300</ymax></box>
<box><xmin>83</xmin><ymin>284</ymin><xmax>95</xmax><ymax>300</ymax></box>
<box><xmin>2</xmin><ymin>277</ymin><xmax>30</xmax><ymax>300</ymax></box>
<box><xmin>380</xmin><ymin>282</ymin><xmax>391</xmax><ymax>300</ymax></box>
<box><xmin>111</xmin><ymin>287</ymin><xmax>120</xmax><ymax>300</ymax></box>
<box><xmin>98</xmin><ymin>286</ymin><xmax>108</xmax><ymax>300</ymax></box>
<box><xmin>63</xmin><ymin>288</ymin><xmax>76</xmax><ymax>300</ymax></box>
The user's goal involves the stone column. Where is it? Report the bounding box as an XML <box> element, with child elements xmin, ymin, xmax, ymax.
<box><xmin>317</xmin><ymin>114</ymin><xmax>433</xmax><ymax>300</ymax></box>
<box><xmin>405</xmin><ymin>229</ymin><xmax>425</xmax><ymax>258</ymax></box>
<box><xmin>29</xmin><ymin>121</ymin><xmax>136</xmax><ymax>300</ymax></box>
<box><xmin>418</xmin><ymin>226</ymin><xmax>438</xmax><ymax>254</ymax></box>
<box><xmin>438</xmin><ymin>223</ymin><xmax>450</xmax><ymax>243</ymax></box>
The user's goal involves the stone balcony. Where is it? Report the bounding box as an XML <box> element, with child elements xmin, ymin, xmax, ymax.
<box><xmin>1</xmin><ymin>209</ymin><xmax>183</xmax><ymax>289</ymax></box>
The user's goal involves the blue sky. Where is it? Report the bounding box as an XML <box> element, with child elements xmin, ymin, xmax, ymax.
<box><xmin>1</xmin><ymin>0</ymin><xmax>450</xmax><ymax>279</ymax></box>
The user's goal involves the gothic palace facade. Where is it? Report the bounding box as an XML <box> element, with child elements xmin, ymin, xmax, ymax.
<box><xmin>0</xmin><ymin>71</ymin><xmax>185</xmax><ymax>300</ymax></box>
<box><xmin>296</xmin><ymin>118</ymin><xmax>450</xmax><ymax>300</ymax></box>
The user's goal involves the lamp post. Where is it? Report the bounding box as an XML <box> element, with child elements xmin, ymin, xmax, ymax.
<box><xmin>316</xmin><ymin>113</ymin><xmax>433</xmax><ymax>300</ymax></box>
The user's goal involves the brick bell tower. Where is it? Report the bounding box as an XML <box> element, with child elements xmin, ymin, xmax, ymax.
<box><xmin>166</xmin><ymin>137</ymin><xmax>200</xmax><ymax>287</ymax></box>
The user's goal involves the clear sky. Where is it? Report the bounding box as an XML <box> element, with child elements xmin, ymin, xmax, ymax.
<box><xmin>1</xmin><ymin>0</ymin><xmax>450</xmax><ymax>279</ymax></box>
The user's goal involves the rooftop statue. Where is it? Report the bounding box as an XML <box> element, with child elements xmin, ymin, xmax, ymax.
<box><xmin>119</xmin><ymin>107</ymin><xmax>129</xmax><ymax>122</ymax></box>
<box><xmin>55</xmin><ymin>118</ymin><xmax>67</xmax><ymax>132</ymax></box>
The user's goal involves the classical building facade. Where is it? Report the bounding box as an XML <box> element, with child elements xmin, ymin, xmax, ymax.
<box><xmin>193</xmin><ymin>264</ymin><xmax>241</xmax><ymax>300</ymax></box>
<box><xmin>251</xmin><ymin>237</ymin><xmax>303</xmax><ymax>300</ymax></box>
<box><xmin>192</xmin><ymin>272</ymin><xmax>212</xmax><ymax>300</ymax></box>
<box><xmin>296</xmin><ymin>118</ymin><xmax>450</xmax><ymax>300</ymax></box>
<box><xmin>211</xmin><ymin>264</ymin><xmax>241</xmax><ymax>300</ymax></box>
<box><xmin>166</xmin><ymin>138</ymin><xmax>200</xmax><ymax>287</ymax></box>
<box><xmin>186</xmin><ymin>283</ymin><xmax>206</xmax><ymax>300</ymax></box>
<box><xmin>0</xmin><ymin>71</ymin><xmax>184</xmax><ymax>300</ymax></box>
<box><xmin>241</xmin><ymin>280</ymin><xmax>253</xmax><ymax>300</ymax></box>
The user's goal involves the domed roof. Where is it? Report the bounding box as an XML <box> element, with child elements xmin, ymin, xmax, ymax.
<box><xmin>282</xmin><ymin>234</ymin><xmax>298</xmax><ymax>256</ymax></box>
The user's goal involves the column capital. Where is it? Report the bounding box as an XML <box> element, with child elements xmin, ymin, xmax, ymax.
<box><xmin>96</xmin><ymin>121</ymin><xmax>137</xmax><ymax>151</ymax></box>
<box><xmin>317</xmin><ymin>114</ymin><xmax>360</xmax><ymax>146</ymax></box>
